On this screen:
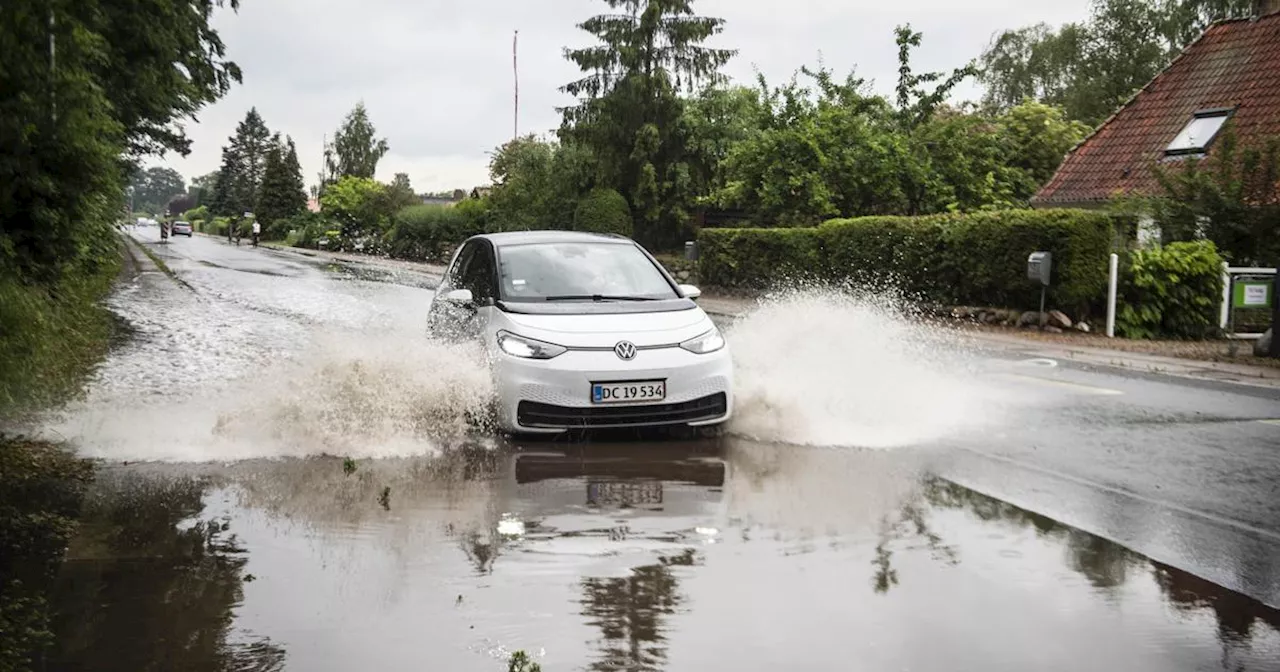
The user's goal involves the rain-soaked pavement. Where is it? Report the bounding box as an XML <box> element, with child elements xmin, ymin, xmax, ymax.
<box><xmin>35</xmin><ymin>228</ymin><xmax>1280</xmax><ymax>671</ymax></box>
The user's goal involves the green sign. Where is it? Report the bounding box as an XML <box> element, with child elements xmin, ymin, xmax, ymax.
<box><xmin>1233</xmin><ymin>279</ymin><xmax>1274</xmax><ymax>309</ymax></box>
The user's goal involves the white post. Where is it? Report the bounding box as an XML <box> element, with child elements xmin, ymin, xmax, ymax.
<box><xmin>1219</xmin><ymin>261</ymin><xmax>1231</xmax><ymax>330</ymax></box>
<box><xmin>1106</xmin><ymin>253</ymin><xmax>1119</xmax><ymax>338</ymax></box>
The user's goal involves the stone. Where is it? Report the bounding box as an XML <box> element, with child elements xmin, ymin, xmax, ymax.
<box><xmin>1254</xmin><ymin>328</ymin><xmax>1274</xmax><ymax>357</ymax></box>
<box><xmin>1074</xmin><ymin>321</ymin><xmax>1091</xmax><ymax>333</ymax></box>
<box><xmin>1048</xmin><ymin>310</ymin><xmax>1073</xmax><ymax>329</ymax></box>
<box><xmin>1018</xmin><ymin>311</ymin><xmax>1044</xmax><ymax>328</ymax></box>
<box><xmin>676</xmin><ymin>270</ymin><xmax>691</xmax><ymax>281</ymax></box>
<box><xmin>1045</xmin><ymin>325</ymin><xmax>1064</xmax><ymax>334</ymax></box>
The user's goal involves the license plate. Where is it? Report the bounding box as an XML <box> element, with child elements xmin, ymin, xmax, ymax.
<box><xmin>591</xmin><ymin>380</ymin><xmax>666</xmax><ymax>404</ymax></box>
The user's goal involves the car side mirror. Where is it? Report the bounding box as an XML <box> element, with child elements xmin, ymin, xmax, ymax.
<box><xmin>678</xmin><ymin>284</ymin><xmax>702</xmax><ymax>300</ymax></box>
<box><xmin>441</xmin><ymin>288</ymin><xmax>474</xmax><ymax>305</ymax></box>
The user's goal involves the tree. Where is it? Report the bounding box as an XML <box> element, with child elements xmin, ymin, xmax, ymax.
<box><xmin>209</xmin><ymin>146</ymin><xmax>243</xmax><ymax>219</ymax></box>
<box><xmin>325</xmin><ymin>103</ymin><xmax>389</xmax><ymax>182</ymax></box>
<box><xmin>894</xmin><ymin>24</ymin><xmax>978</xmax><ymax>129</ymax></box>
<box><xmin>256</xmin><ymin>135</ymin><xmax>308</xmax><ymax>229</ymax></box>
<box><xmin>387</xmin><ymin>172</ymin><xmax>418</xmax><ymax>211</ymax></box>
<box><xmin>209</xmin><ymin>109</ymin><xmax>271</xmax><ymax>219</ymax></box>
<box><xmin>84</xmin><ymin>0</ymin><xmax>241</xmax><ymax>161</ymax></box>
<box><xmin>128</xmin><ymin>167</ymin><xmax>187</xmax><ymax>214</ymax></box>
<box><xmin>188</xmin><ymin>171</ymin><xmax>220</xmax><ymax>207</ymax></box>
<box><xmin>682</xmin><ymin>85</ymin><xmax>763</xmax><ymax>201</ymax></box>
<box><xmin>319</xmin><ymin>176</ymin><xmax>391</xmax><ymax>241</ymax></box>
<box><xmin>231</xmin><ymin>108</ymin><xmax>272</xmax><ymax>209</ymax></box>
<box><xmin>979</xmin><ymin>0</ymin><xmax>1255</xmax><ymax>124</ymax></box>
<box><xmin>486</xmin><ymin>135</ymin><xmax>592</xmax><ymax>231</ymax></box>
<box><xmin>560</xmin><ymin>0</ymin><xmax>736</xmax><ymax>249</ymax></box>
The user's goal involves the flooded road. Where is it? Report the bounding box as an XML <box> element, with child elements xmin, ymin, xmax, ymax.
<box><xmin>37</xmin><ymin>230</ymin><xmax>1280</xmax><ymax>671</ymax></box>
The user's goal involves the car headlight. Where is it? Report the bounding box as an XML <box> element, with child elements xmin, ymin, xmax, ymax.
<box><xmin>679</xmin><ymin>328</ymin><xmax>725</xmax><ymax>354</ymax></box>
<box><xmin>496</xmin><ymin>330</ymin><xmax>567</xmax><ymax>359</ymax></box>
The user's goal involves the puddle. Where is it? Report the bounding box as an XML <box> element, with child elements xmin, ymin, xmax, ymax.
<box><xmin>42</xmin><ymin>439</ymin><xmax>1280</xmax><ymax>671</ymax></box>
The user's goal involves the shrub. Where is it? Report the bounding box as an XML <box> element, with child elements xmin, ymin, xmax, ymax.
<box><xmin>573</xmin><ymin>188</ymin><xmax>632</xmax><ymax>237</ymax></box>
<box><xmin>1116</xmin><ymin>240</ymin><xmax>1225</xmax><ymax>339</ymax></box>
<box><xmin>454</xmin><ymin>198</ymin><xmax>492</xmax><ymax>239</ymax></box>
<box><xmin>202</xmin><ymin>216</ymin><xmax>231</xmax><ymax>237</ymax></box>
<box><xmin>696</xmin><ymin>227</ymin><xmax>823</xmax><ymax>289</ymax></box>
<box><xmin>181</xmin><ymin>205</ymin><xmax>208</xmax><ymax>225</ymax></box>
<box><xmin>698</xmin><ymin>209</ymin><xmax>1118</xmax><ymax>314</ymax></box>
<box><xmin>385</xmin><ymin>205</ymin><xmax>468</xmax><ymax>262</ymax></box>
<box><xmin>281</xmin><ymin>212</ymin><xmax>337</xmax><ymax>249</ymax></box>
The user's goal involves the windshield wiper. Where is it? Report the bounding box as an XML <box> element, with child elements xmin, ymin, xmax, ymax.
<box><xmin>544</xmin><ymin>294</ymin><xmax>656</xmax><ymax>302</ymax></box>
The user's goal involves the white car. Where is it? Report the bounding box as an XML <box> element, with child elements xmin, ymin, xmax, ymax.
<box><xmin>427</xmin><ymin>231</ymin><xmax>733</xmax><ymax>435</ymax></box>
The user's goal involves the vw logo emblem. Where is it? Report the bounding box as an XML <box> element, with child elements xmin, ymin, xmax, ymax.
<box><xmin>613</xmin><ymin>341</ymin><xmax>637</xmax><ymax>361</ymax></box>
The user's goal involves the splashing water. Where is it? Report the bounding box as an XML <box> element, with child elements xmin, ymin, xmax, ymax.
<box><xmin>724</xmin><ymin>287</ymin><xmax>1014</xmax><ymax>449</ymax></box>
<box><xmin>48</xmin><ymin>332</ymin><xmax>494</xmax><ymax>463</ymax></box>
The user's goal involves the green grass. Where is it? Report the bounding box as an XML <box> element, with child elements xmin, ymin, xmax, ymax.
<box><xmin>0</xmin><ymin>249</ymin><xmax>121</xmax><ymax>421</ymax></box>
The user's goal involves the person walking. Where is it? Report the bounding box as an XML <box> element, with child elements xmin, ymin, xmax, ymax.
<box><xmin>251</xmin><ymin>219</ymin><xmax>261</xmax><ymax>248</ymax></box>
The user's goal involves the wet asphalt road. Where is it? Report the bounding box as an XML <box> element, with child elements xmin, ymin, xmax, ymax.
<box><xmin>39</xmin><ymin>228</ymin><xmax>1280</xmax><ymax>671</ymax></box>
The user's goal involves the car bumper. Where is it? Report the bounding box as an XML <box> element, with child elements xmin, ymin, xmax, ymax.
<box><xmin>493</xmin><ymin>346</ymin><xmax>733</xmax><ymax>433</ymax></box>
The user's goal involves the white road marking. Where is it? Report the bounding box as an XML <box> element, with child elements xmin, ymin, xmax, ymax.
<box><xmin>993</xmin><ymin>373</ymin><xmax>1124</xmax><ymax>396</ymax></box>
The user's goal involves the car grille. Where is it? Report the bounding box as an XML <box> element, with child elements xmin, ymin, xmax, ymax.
<box><xmin>517</xmin><ymin>393</ymin><xmax>727</xmax><ymax>429</ymax></box>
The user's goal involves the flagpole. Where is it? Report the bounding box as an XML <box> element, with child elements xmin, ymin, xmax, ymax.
<box><xmin>513</xmin><ymin>30</ymin><xmax>519</xmax><ymax>140</ymax></box>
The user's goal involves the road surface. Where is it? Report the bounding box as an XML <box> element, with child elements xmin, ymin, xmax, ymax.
<box><xmin>37</xmin><ymin>228</ymin><xmax>1280</xmax><ymax>671</ymax></box>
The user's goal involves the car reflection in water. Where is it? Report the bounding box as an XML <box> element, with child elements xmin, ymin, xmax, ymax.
<box><xmin>507</xmin><ymin>440</ymin><xmax>727</xmax><ymax>672</ymax></box>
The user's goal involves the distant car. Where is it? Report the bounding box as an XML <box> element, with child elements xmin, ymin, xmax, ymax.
<box><xmin>171</xmin><ymin>221</ymin><xmax>193</xmax><ymax>237</ymax></box>
<box><xmin>426</xmin><ymin>231</ymin><xmax>733</xmax><ymax>435</ymax></box>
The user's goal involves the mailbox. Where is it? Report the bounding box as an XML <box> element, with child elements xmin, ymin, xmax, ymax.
<box><xmin>1027</xmin><ymin>251</ymin><xmax>1052</xmax><ymax>286</ymax></box>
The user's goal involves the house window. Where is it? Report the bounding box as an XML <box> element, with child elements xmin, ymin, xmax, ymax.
<box><xmin>1165</xmin><ymin>108</ymin><xmax>1233</xmax><ymax>156</ymax></box>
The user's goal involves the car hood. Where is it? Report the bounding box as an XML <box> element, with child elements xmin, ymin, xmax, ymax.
<box><xmin>498</xmin><ymin>307</ymin><xmax>714</xmax><ymax>348</ymax></box>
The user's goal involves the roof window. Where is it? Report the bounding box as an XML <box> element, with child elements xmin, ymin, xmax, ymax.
<box><xmin>1165</xmin><ymin>108</ymin><xmax>1233</xmax><ymax>156</ymax></box>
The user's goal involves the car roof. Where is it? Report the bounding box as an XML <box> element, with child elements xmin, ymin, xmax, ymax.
<box><xmin>475</xmin><ymin>231</ymin><xmax>632</xmax><ymax>248</ymax></box>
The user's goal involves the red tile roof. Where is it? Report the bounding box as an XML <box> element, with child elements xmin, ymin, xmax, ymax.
<box><xmin>1032</xmin><ymin>13</ymin><xmax>1280</xmax><ymax>206</ymax></box>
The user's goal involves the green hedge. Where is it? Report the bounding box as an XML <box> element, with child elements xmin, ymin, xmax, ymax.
<box><xmin>697</xmin><ymin>209</ymin><xmax>1119</xmax><ymax>314</ymax></box>
<box><xmin>384</xmin><ymin>205</ymin><xmax>474</xmax><ymax>262</ymax></box>
<box><xmin>1117</xmin><ymin>240</ymin><xmax>1224</xmax><ymax>339</ymax></box>
<box><xmin>695</xmin><ymin>227</ymin><xmax>824</xmax><ymax>290</ymax></box>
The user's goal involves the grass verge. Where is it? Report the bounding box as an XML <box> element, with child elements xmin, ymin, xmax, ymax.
<box><xmin>0</xmin><ymin>243</ymin><xmax>121</xmax><ymax>420</ymax></box>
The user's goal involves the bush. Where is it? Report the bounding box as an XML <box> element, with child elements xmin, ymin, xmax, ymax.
<box><xmin>201</xmin><ymin>216</ymin><xmax>231</xmax><ymax>237</ymax></box>
<box><xmin>454</xmin><ymin>198</ymin><xmax>492</xmax><ymax>239</ymax></box>
<box><xmin>1116</xmin><ymin>240</ymin><xmax>1225</xmax><ymax>339</ymax></box>
<box><xmin>698</xmin><ymin>209</ymin><xmax>1118</xmax><ymax>314</ymax></box>
<box><xmin>385</xmin><ymin>205</ymin><xmax>473</xmax><ymax>262</ymax></box>
<box><xmin>573</xmin><ymin>188</ymin><xmax>632</xmax><ymax>236</ymax></box>
<box><xmin>281</xmin><ymin>212</ymin><xmax>337</xmax><ymax>249</ymax></box>
<box><xmin>180</xmin><ymin>205</ymin><xmax>208</xmax><ymax>225</ymax></box>
<box><xmin>696</xmin><ymin>227</ymin><xmax>823</xmax><ymax>290</ymax></box>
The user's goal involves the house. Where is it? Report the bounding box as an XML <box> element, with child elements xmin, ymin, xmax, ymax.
<box><xmin>1033</xmin><ymin>0</ymin><xmax>1280</xmax><ymax>225</ymax></box>
<box><xmin>469</xmin><ymin>186</ymin><xmax>493</xmax><ymax>200</ymax></box>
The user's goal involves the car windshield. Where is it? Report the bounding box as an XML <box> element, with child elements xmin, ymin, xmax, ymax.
<box><xmin>497</xmin><ymin>241</ymin><xmax>678</xmax><ymax>302</ymax></box>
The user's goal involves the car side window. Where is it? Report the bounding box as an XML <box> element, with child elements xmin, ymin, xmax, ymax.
<box><xmin>463</xmin><ymin>243</ymin><xmax>497</xmax><ymax>302</ymax></box>
<box><xmin>446</xmin><ymin>243</ymin><xmax>478</xmax><ymax>292</ymax></box>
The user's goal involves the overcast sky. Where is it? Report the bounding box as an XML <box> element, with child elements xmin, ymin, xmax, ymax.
<box><xmin>154</xmin><ymin>0</ymin><xmax>1094</xmax><ymax>193</ymax></box>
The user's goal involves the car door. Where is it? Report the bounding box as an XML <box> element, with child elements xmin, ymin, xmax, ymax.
<box><xmin>428</xmin><ymin>240</ymin><xmax>496</xmax><ymax>342</ymax></box>
<box><xmin>456</xmin><ymin>240</ymin><xmax>498</xmax><ymax>341</ymax></box>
